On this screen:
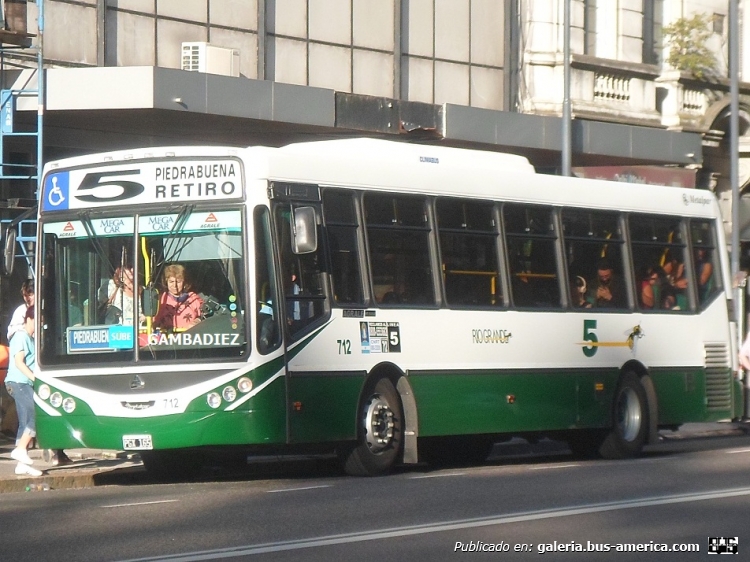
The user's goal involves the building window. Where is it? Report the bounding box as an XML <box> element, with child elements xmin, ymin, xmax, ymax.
<box><xmin>584</xmin><ymin>0</ymin><xmax>597</xmax><ymax>56</ymax></box>
<box><xmin>712</xmin><ymin>13</ymin><xmax>725</xmax><ymax>35</ymax></box>
<box><xmin>642</xmin><ymin>0</ymin><xmax>663</xmax><ymax>65</ymax></box>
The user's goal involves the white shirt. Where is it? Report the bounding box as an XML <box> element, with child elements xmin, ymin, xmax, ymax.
<box><xmin>107</xmin><ymin>280</ymin><xmax>135</xmax><ymax>324</ymax></box>
<box><xmin>7</xmin><ymin>303</ymin><xmax>27</xmax><ymax>341</ymax></box>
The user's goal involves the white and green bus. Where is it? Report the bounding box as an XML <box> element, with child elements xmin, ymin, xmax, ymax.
<box><xmin>23</xmin><ymin>138</ymin><xmax>741</xmax><ymax>476</ymax></box>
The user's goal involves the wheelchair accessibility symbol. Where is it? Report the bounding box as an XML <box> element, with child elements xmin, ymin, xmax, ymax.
<box><xmin>43</xmin><ymin>173</ymin><xmax>69</xmax><ymax>211</ymax></box>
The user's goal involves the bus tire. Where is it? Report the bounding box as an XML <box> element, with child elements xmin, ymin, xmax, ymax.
<box><xmin>341</xmin><ymin>377</ymin><xmax>403</xmax><ymax>476</ymax></box>
<box><xmin>598</xmin><ymin>371</ymin><xmax>648</xmax><ymax>459</ymax></box>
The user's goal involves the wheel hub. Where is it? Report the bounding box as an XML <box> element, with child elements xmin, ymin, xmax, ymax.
<box><xmin>616</xmin><ymin>387</ymin><xmax>642</xmax><ymax>442</ymax></box>
<box><xmin>364</xmin><ymin>395</ymin><xmax>395</xmax><ymax>452</ymax></box>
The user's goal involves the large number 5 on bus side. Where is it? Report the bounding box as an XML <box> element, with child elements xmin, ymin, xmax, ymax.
<box><xmin>582</xmin><ymin>319</ymin><xmax>598</xmax><ymax>357</ymax></box>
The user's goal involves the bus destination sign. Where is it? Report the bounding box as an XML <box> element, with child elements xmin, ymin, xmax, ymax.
<box><xmin>42</xmin><ymin>159</ymin><xmax>243</xmax><ymax>212</ymax></box>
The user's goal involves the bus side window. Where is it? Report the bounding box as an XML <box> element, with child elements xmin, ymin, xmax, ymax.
<box><xmin>691</xmin><ymin>220</ymin><xmax>721</xmax><ymax>307</ymax></box>
<box><xmin>630</xmin><ymin>215</ymin><xmax>689</xmax><ymax>312</ymax></box>
<box><xmin>364</xmin><ymin>194</ymin><xmax>435</xmax><ymax>308</ymax></box>
<box><xmin>504</xmin><ymin>204</ymin><xmax>561</xmax><ymax>309</ymax></box>
<box><xmin>437</xmin><ymin>198</ymin><xmax>503</xmax><ymax>308</ymax></box>
<box><xmin>322</xmin><ymin>190</ymin><xmax>365</xmax><ymax>306</ymax></box>
<box><xmin>561</xmin><ymin>209</ymin><xmax>625</xmax><ymax>311</ymax></box>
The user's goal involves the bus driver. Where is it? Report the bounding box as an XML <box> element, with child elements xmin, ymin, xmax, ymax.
<box><xmin>152</xmin><ymin>264</ymin><xmax>204</xmax><ymax>331</ymax></box>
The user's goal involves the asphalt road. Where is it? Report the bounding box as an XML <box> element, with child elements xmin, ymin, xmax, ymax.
<box><xmin>3</xmin><ymin>433</ymin><xmax>749</xmax><ymax>562</ymax></box>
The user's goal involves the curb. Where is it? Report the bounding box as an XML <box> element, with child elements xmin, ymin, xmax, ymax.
<box><xmin>0</xmin><ymin>450</ymin><xmax>141</xmax><ymax>494</ymax></box>
<box><xmin>0</xmin><ymin>471</ymin><xmax>100</xmax><ymax>494</ymax></box>
<box><xmin>659</xmin><ymin>423</ymin><xmax>750</xmax><ymax>441</ymax></box>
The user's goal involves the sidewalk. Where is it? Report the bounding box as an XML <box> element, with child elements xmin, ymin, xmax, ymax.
<box><xmin>0</xmin><ymin>435</ymin><xmax>141</xmax><ymax>493</ymax></box>
<box><xmin>0</xmin><ymin>422</ymin><xmax>748</xmax><ymax>494</ymax></box>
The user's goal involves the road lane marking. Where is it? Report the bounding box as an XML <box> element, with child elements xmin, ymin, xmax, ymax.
<box><xmin>726</xmin><ymin>448</ymin><xmax>750</xmax><ymax>454</ymax></box>
<box><xmin>410</xmin><ymin>472</ymin><xmax>466</xmax><ymax>479</ymax></box>
<box><xmin>113</xmin><ymin>487</ymin><xmax>750</xmax><ymax>561</ymax></box>
<box><xmin>267</xmin><ymin>485</ymin><xmax>332</xmax><ymax>493</ymax></box>
<box><xmin>530</xmin><ymin>464</ymin><xmax>579</xmax><ymax>470</ymax></box>
<box><xmin>102</xmin><ymin>500</ymin><xmax>179</xmax><ymax>509</ymax></box>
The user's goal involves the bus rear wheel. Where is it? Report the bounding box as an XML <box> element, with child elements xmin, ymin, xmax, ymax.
<box><xmin>599</xmin><ymin>371</ymin><xmax>648</xmax><ymax>459</ymax></box>
<box><xmin>341</xmin><ymin>377</ymin><xmax>403</xmax><ymax>476</ymax></box>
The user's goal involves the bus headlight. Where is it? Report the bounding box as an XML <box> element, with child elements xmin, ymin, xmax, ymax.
<box><xmin>237</xmin><ymin>377</ymin><xmax>253</xmax><ymax>393</ymax></box>
<box><xmin>207</xmin><ymin>392</ymin><xmax>221</xmax><ymax>409</ymax></box>
<box><xmin>222</xmin><ymin>386</ymin><xmax>237</xmax><ymax>402</ymax></box>
<box><xmin>62</xmin><ymin>397</ymin><xmax>76</xmax><ymax>413</ymax></box>
<box><xmin>38</xmin><ymin>384</ymin><xmax>51</xmax><ymax>400</ymax></box>
<box><xmin>50</xmin><ymin>392</ymin><xmax>63</xmax><ymax>408</ymax></box>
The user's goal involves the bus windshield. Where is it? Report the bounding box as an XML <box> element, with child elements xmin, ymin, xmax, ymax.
<box><xmin>39</xmin><ymin>209</ymin><xmax>247</xmax><ymax>366</ymax></box>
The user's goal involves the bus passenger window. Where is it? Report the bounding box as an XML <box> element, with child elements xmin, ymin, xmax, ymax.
<box><xmin>561</xmin><ymin>209</ymin><xmax>626</xmax><ymax>311</ymax></box>
<box><xmin>691</xmin><ymin>220</ymin><xmax>721</xmax><ymax>307</ymax></box>
<box><xmin>365</xmin><ymin>194</ymin><xmax>435</xmax><ymax>307</ymax></box>
<box><xmin>323</xmin><ymin>190</ymin><xmax>364</xmax><ymax>305</ymax></box>
<box><xmin>630</xmin><ymin>215</ymin><xmax>689</xmax><ymax>312</ymax></box>
<box><xmin>437</xmin><ymin>198</ymin><xmax>502</xmax><ymax>307</ymax></box>
<box><xmin>504</xmin><ymin>204</ymin><xmax>561</xmax><ymax>309</ymax></box>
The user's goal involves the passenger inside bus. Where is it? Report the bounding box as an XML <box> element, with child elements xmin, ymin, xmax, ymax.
<box><xmin>662</xmin><ymin>255</ymin><xmax>688</xmax><ymax>309</ymax></box>
<box><xmin>639</xmin><ymin>266</ymin><xmax>662</xmax><ymax>309</ymax></box>
<box><xmin>695</xmin><ymin>248</ymin><xmax>714</xmax><ymax>302</ymax></box>
<box><xmin>571</xmin><ymin>275</ymin><xmax>592</xmax><ymax>308</ymax></box>
<box><xmin>586</xmin><ymin>259</ymin><xmax>625</xmax><ymax>308</ymax></box>
<box><xmin>101</xmin><ymin>266</ymin><xmax>142</xmax><ymax>325</ymax></box>
<box><xmin>152</xmin><ymin>264</ymin><xmax>204</xmax><ymax>331</ymax></box>
<box><xmin>662</xmin><ymin>284</ymin><xmax>680</xmax><ymax>310</ymax></box>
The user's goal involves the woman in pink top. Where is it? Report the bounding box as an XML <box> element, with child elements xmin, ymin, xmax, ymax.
<box><xmin>153</xmin><ymin>264</ymin><xmax>204</xmax><ymax>330</ymax></box>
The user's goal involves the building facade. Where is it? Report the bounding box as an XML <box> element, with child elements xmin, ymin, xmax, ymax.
<box><xmin>0</xmin><ymin>0</ymin><xmax>748</xmax><ymax>322</ymax></box>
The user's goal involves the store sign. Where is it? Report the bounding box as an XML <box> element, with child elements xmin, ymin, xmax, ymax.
<box><xmin>572</xmin><ymin>166</ymin><xmax>696</xmax><ymax>189</ymax></box>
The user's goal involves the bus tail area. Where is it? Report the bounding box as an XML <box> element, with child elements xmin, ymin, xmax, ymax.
<box><xmin>17</xmin><ymin>138</ymin><xmax>743</xmax><ymax>478</ymax></box>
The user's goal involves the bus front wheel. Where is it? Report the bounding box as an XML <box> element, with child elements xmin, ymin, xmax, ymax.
<box><xmin>599</xmin><ymin>371</ymin><xmax>649</xmax><ymax>459</ymax></box>
<box><xmin>341</xmin><ymin>376</ymin><xmax>403</xmax><ymax>476</ymax></box>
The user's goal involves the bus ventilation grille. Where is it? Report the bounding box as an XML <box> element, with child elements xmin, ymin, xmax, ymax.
<box><xmin>704</xmin><ymin>342</ymin><xmax>732</xmax><ymax>411</ymax></box>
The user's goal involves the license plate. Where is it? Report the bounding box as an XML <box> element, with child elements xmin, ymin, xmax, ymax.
<box><xmin>122</xmin><ymin>434</ymin><xmax>153</xmax><ymax>450</ymax></box>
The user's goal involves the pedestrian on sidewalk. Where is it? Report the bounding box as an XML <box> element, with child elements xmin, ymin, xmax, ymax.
<box><xmin>7</xmin><ymin>280</ymin><xmax>71</xmax><ymax>467</ymax></box>
<box><xmin>5</xmin><ymin>305</ymin><xmax>42</xmax><ymax>477</ymax></box>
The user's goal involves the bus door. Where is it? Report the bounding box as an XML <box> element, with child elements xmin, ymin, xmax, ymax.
<box><xmin>268</xmin><ymin>184</ymin><xmax>332</xmax><ymax>443</ymax></box>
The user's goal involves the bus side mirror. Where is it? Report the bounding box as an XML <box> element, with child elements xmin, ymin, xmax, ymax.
<box><xmin>142</xmin><ymin>286</ymin><xmax>159</xmax><ymax>317</ymax></box>
<box><xmin>292</xmin><ymin>206</ymin><xmax>317</xmax><ymax>254</ymax></box>
<box><xmin>2</xmin><ymin>226</ymin><xmax>16</xmax><ymax>277</ymax></box>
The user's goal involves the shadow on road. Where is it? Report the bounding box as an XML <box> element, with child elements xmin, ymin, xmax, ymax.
<box><xmin>91</xmin><ymin>432</ymin><xmax>750</xmax><ymax>488</ymax></box>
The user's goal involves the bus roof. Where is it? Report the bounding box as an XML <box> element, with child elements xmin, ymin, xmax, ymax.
<box><xmin>41</xmin><ymin>137</ymin><xmax>718</xmax><ymax>219</ymax></box>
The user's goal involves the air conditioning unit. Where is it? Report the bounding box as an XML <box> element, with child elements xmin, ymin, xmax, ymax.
<box><xmin>181</xmin><ymin>42</ymin><xmax>240</xmax><ymax>77</ymax></box>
